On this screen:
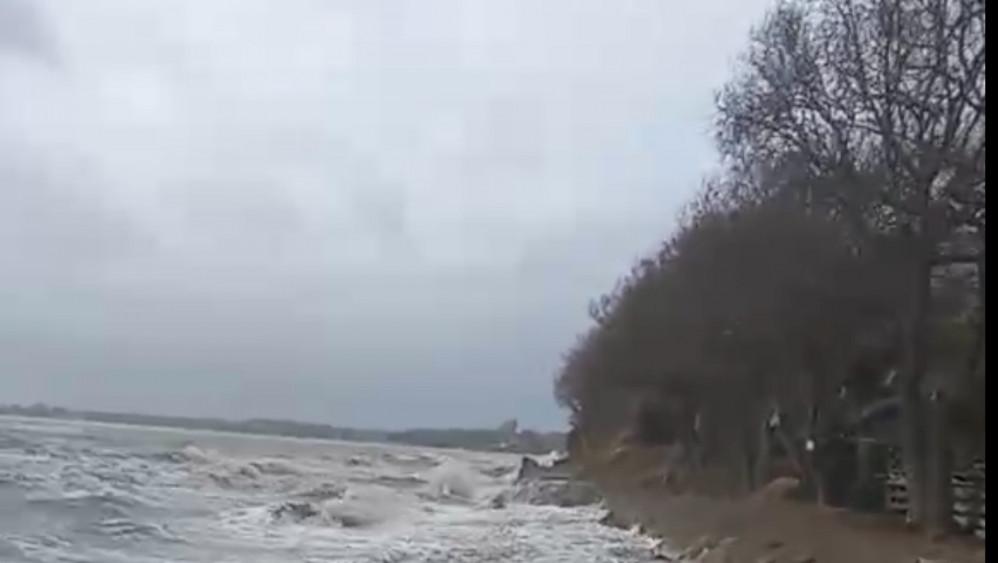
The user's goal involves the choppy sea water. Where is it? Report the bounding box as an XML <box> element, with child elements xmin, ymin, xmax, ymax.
<box><xmin>0</xmin><ymin>416</ymin><xmax>656</xmax><ymax>562</ymax></box>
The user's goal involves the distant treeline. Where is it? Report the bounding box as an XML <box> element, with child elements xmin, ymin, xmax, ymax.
<box><xmin>555</xmin><ymin>0</ymin><xmax>984</xmax><ymax>537</ymax></box>
<box><xmin>0</xmin><ymin>403</ymin><xmax>564</xmax><ymax>454</ymax></box>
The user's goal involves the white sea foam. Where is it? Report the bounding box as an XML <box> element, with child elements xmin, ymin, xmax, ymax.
<box><xmin>180</xmin><ymin>444</ymin><xmax>215</xmax><ymax>464</ymax></box>
<box><xmin>535</xmin><ymin>450</ymin><xmax>568</xmax><ymax>468</ymax></box>
<box><xmin>424</xmin><ymin>459</ymin><xmax>480</xmax><ymax>500</ymax></box>
<box><xmin>0</xmin><ymin>417</ymin><xmax>654</xmax><ymax>562</ymax></box>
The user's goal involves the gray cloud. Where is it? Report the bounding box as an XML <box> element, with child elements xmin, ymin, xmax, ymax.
<box><xmin>1</xmin><ymin>0</ymin><xmax>771</xmax><ymax>429</ymax></box>
<box><xmin>0</xmin><ymin>0</ymin><xmax>57</xmax><ymax>61</ymax></box>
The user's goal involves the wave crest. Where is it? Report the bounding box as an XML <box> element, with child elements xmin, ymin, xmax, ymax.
<box><xmin>423</xmin><ymin>460</ymin><xmax>479</xmax><ymax>500</ymax></box>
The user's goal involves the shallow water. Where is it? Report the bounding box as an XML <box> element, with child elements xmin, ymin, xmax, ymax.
<box><xmin>0</xmin><ymin>416</ymin><xmax>655</xmax><ymax>562</ymax></box>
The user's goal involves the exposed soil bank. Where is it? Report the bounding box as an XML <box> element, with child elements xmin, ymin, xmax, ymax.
<box><xmin>596</xmin><ymin>479</ymin><xmax>985</xmax><ymax>563</ymax></box>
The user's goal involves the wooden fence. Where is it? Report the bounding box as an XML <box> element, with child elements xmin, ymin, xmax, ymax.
<box><xmin>885</xmin><ymin>458</ymin><xmax>985</xmax><ymax>539</ymax></box>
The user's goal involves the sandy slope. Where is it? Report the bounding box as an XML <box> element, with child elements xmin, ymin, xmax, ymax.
<box><xmin>595</xmin><ymin>475</ymin><xmax>985</xmax><ymax>563</ymax></box>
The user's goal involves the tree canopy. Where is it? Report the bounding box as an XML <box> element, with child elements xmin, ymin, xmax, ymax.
<box><xmin>555</xmin><ymin>0</ymin><xmax>984</xmax><ymax>533</ymax></box>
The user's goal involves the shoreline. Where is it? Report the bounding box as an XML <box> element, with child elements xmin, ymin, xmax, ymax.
<box><xmin>0</xmin><ymin>410</ymin><xmax>561</xmax><ymax>455</ymax></box>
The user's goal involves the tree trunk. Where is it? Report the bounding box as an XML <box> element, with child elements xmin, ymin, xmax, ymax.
<box><xmin>774</xmin><ymin>422</ymin><xmax>818</xmax><ymax>501</ymax></box>
<box><xmin>967</xmin><ymin>240</ymin><xmax>985</xmax><ymax>377</ymax></box>
<box><xmin>923</xmin><ymin>390</ymin><xmax>954</xmax><ymax>535</ymax></box>
<box><xmin>900</xmin><ymin>387</ymin><xmax>927</xmax><ymax>525</ymax></box>
<box><xmin>754</xmin><ymin>415</ymin><xmax>772</xmax><ymax>486</ymax></box>
<box><xmin>900</xmin><ymin>251</ymin><xmax>932</xmax><ymax>526</ymax></box>
<box><xmin>741</xmin><ymin>443</ymin><xmax>756</xmax><ymax>494</ymax></box>
<box><xmin>978</xmin><ymin>233</ymin><xmax>985</xmax><ymax>314</ymax></box>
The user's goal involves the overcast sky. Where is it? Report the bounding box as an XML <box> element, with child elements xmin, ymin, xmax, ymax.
<box><xmin>1</xmin><ymin>0</ymin><xmax>771</xmax><ymax>430</ymax></box>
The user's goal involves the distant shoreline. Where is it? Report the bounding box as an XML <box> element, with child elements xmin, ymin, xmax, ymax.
<box><xmin>0</xmin><ymin>404</ymin><xmax>563</xmax><ymax>455</ymax></box>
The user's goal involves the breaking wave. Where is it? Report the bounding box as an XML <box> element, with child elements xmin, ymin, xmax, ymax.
<box><xmin>0</xmin><ymin>417</ymin><xmax>652</xmax><ymax>562</ymax></box>
<box><xmin>424</xmin><ymin>460</ymin><xmax>481</xmax><ymax>500</ymax></box>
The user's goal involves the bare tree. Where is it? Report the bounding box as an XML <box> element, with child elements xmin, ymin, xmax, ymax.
<box><xmin>555</xmin><ymin>189</ymin><xmax>906</xmax><ymax>496</ymax></box>
<box><xmin>554</xmin><ymin>0</ymin><xmax>983</xmax><ymax>532</ymax></box>
<box><xmin>715</xmin><ymin>0</ymin><xmax>985</xmax><ymax>532</ymax></box>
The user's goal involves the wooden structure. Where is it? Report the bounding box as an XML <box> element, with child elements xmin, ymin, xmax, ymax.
<box><xmin>806</xmin><ymin>393</ymin><xmax>986</xmax><ymax>540</ymax></box>
<box><xmin>885</xmin><ymin>457</ymin><xmax>986</xmax><ymax>539</ymax></box>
